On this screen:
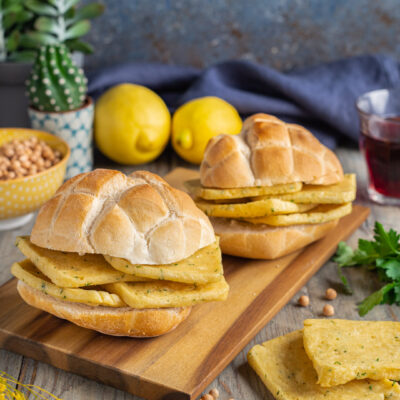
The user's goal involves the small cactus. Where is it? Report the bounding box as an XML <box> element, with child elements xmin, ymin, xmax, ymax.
<box><xmin>26</xmin><ymin>44</ymin><xmax>88</xmax><ymax>112</ymax></box>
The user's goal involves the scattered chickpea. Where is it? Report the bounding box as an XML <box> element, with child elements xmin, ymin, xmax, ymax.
<box><xmin>298</xmin><ymin>295</ymin><xmax>309</xmax><ymax>307</ymax></box>
<box><xmin>0</xmin><ymin>137</ymin><xmax>62</xmax><ymax>180</ymax></box>
<box><xmin>209</xmin><ymin>388</ymin><xmax>219</xmax><ymax>399</ymax></box>
<box><xmin>201</xmin><ymin>394</ymin><xmax>213</xmax><ymax>400</ymax></box>
<box><xmin>323</xmin><ymin>304</ymin><xmax>335</xmax><ymax>316</ymax></box>
<box><xmin>325</xmin><ymin>288</ymin><xmax>337</xmax><ymax>300</ymax></box>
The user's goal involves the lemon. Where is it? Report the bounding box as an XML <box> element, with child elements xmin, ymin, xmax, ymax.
<box><xmin>94</xmin><ymin>83</ymin><xmax>171</xmax><ymax>165</ymax></box>
<box><xmin>172</xmin><ymin>96</ymin><xmax>242</xmax><ymax>164</ymax></box>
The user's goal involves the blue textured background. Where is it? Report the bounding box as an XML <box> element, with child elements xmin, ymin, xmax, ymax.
<box><xmin>83</xmin><ymin>0</ymin><xmax>399</xmax><ymax>71</ymax></box>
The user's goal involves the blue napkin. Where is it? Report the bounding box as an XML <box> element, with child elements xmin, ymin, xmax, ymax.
<box><xmin>88</xmin><ymin>55</ymin><xmax>400</xmax><ymax>148</ymax></box>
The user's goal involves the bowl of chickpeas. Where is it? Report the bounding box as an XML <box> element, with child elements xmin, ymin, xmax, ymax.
<box><xmin>0</xmin><ymin>128</ymin><xmax>70</xmax><ymax>230</ymax></box>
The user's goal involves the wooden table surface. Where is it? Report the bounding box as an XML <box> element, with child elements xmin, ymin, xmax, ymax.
<box><xmin>1</xmin><ymin>147</ymin><xmax>399</xmax><ymax>400</ymax></box>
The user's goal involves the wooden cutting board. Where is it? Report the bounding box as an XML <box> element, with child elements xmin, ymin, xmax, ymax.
<box><xmin>0</xmin><ymin>168</ymin><xmax>369</xmax><ymax>400</ymax></box>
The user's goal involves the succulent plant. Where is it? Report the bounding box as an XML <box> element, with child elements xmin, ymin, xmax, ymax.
<box><xmin>26</xmin><ymin>44</ymin><xmax>88</xmax><ymax>112</ymax></box>
<box><xmin>0</xmin><ymin>0</ymin><xmax>36</xmax><ymax>62</ymax></box>
<box><xmin>0</xmin><ymin>0</ymin><xmax>104</xmax><ymax>62</ymax></box>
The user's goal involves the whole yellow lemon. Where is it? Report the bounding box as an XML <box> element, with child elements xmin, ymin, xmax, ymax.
<box><xmin>95</xmin><ymin>83</ymin><xmax>171</xmax><ymax>165</ymax></box>
<box><xmin>172</xmin><ymin>96</ymin><xmax>242</xmax><ymax>164</ymax></box>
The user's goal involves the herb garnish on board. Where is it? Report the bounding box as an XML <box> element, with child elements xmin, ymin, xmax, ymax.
<box><xmin>333</xmin><ymin>222</ymin><xmax>400</xmax><ymax>316</ymax></box>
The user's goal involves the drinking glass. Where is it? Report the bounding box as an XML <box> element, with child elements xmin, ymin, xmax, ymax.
<box><xmin>356</xmin><ymin>88</ymin><xmax>400</xmax><ymax>206</ymax></box>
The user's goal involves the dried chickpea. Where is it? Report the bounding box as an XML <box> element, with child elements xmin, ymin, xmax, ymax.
<box><xmin>43</xmin><ymin>146</ymin><xmax>54</xmax><ymax>160</ymax></box>
<box><xmin>298</xmin><ymin>295</ymin><xmax>309</xmax><ymax>307</ymax></box>
<box><xmin>13</xmin><ymin>161</ymin><xmax>21</xmax><ymax>169</ymax></box>
<box><xmin>28</xmin><ymin>165</ymin><xmax>38</xmax><ymax>175</ymax></box>
<box><xmin>209</xmin><ymin>388</ymin><xmax>219</xmax><ymax>399</ymax></box>
<box><xmin>0</xmin><ymin>137</ymin><xmax>62</xmax><ymax>180</ymax></box>
<box><xmin>323</xmin><ymin>304</ymin><xmax>335</xmax><ymax>316</ymax></box>
<box><xmin>325</xmin><ymin>288</ymin><xmax>337</xmax><ymax>300</ymax></box>
<box><xmin>201</xmin><ymin>395</ymin><xmax>213</xmax><ymax>400</ymax></box>
<box><xmin>21</xmin><ymin>159</ymin><xmax>31</xmax><ymax>169</ymax></box>
<box><xmin>4</xmin><ymin>147</ymin><xmax>14</xmax><ymax>158</ymax></box>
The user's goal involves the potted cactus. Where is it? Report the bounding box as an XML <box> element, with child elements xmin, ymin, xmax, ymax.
<box><xmin>27</xmin><ymin>44</ymin><xmax>93</xmax><ymax>179</ymax></box>
<box><xmin>0</xmin><ymin>0</ymin><xmax>104</xmax><ymax>127</ymax></box>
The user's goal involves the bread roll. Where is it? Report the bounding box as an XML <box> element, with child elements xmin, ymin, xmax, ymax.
<box><xmin>31</xmin><ymin>169</ymin><xmax>215</xmax><ymax>265</ymax></box>
<box><xmin>200</xmin><ymin>114</ymin><xmax>343</xmax><ymax>188</ymax></box>
<box><xmin>17</xmin><ymin>281</ymin><xmax>191</xmax><ymax>337</ymax></box>
<box><xmin>211</xmin><ymin>217</ymin><xmax>338</xmax><ymax>259</ymax></box>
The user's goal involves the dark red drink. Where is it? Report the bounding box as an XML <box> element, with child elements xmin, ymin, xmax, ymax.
<box><xmin>360</xmin><ymin>116</ymin><xmax>400</xmax><ymax>198</ymax></box>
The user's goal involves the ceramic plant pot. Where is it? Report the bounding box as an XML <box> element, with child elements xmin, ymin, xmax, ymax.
<box><xmin>28</xmin><ymin>97</ymin><xmax>94</xmax><ymax>179</ymax></box>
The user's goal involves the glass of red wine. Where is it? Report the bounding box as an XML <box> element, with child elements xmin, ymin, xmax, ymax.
<box><xmin>356</xmin><ymin>88</ymin><xmax>400</xmax><ymax>206</ymax></box>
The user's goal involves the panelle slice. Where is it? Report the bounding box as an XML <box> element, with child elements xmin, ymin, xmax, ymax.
<box><xmin>105</xmin><ymin>240</ymin><xmax>223</xmax><ymax>285</ymax></box>
<box><xmin>104</xmin><ymin>277</ymin><xmax>229</xmax><ymax>309</ymax></box>
<box><xmin>303</xmin><ymin>319</ymin><xmax>400</xmax><ymax>387</ymax></box>
<box><xmin>247</xmin><ymin>330</ymin><xmax>400</xmax><ymax>400</ymax></box>
<box><xmin>184</xmin><ymin>179</ymin><xmax>302</xmax><ymax>200</ymax></box>
<box><xmin>253</xmin><ymin>174</ymin><xmax>356</xmax><ymax>204</ymax></box>
<box><xmin>195</xmin><ymin>199</ymin><xmax>315</xmax><ymax>219</ymax></box>
<box><xmin>245</xmin><ymin>203</ymin><xmax>351</xmax><ymax>226</ymax></box>
<box><xmin>16</xmin><ymin>236</ymin><xmax>148</xmax><ymax>288</ymax></box>
<box><xmin>12</xmin><ymin>259</ymin><xmax>126</xmax><ymax>307</ymax></box>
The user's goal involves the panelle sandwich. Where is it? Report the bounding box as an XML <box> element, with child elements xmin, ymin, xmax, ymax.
<box><xmin>185</xmin><ymin>114</ymin><xmax>356</xmax><ymax>259</ymax></box>
<box><xmin>11</xmin><ymin>169</ymin><xmax>228</xmax><ymax>337</ymax></box>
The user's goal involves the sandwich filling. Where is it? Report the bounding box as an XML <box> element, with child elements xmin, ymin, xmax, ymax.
<box><xmin>12</xmin><ymin>237</ymin><xmax>229</xmax><ymax>310</ymax></box>
<box><xmin>186</xmin><ymin>174</ymin><xmax>356</xmax><ymax>227</ymax></box>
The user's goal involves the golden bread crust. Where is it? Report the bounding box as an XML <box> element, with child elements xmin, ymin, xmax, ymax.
<box><xmin>17</xmin><ymin>281</ymin><xmax>191</xmax><ymax>337</ymax></box>
<box><xmin>200</xmin><ymin>114</ymin><xmax>343</xmax><ymax>188</ymax></box>
<box><xmin>210</xmin><ymin>217</ymin><xmax>338</xmax><ymax>259</ymax></box>
<box><xmin>30</xmin><ymin>169</ymin><xmax>215</xmax><ymax>264</ymax></box>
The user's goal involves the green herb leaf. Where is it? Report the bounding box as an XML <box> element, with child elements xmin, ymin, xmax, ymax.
<box><xmin>394</xmin><ymin>285</ymin><xmax>400</xmax><ymax>304</ymax></box>
<box><xmin>333</xmin><ymin>222</ymin><xmax>400</xmax><ymax>316</ymax></box>
<box><xmin>374</xmin><ymin>222</ymin><xmax>400</xmax><ymax>257</ymax></box>
<box><xmin>337</xmin><ymin>264</ymin><xmax>352</xmax><ymax>294</ymax></box>
<box><xmin>380</xmin><ymin>259</ymin><xmax>400</xmax><ymax>281</ymax></box>
<box><xmin>358</xmin><ymin>283</ymin><xmax>396</xmax><ymax>317</ymax></box>
<box><xmin>333</xmin><ymin>241</ymin><xmax>355</xmax><ymax>266</ymax></box>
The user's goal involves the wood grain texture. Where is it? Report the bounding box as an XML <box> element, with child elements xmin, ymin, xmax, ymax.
<box><xmin>0</xmin><ymin>148</ymin><xmax>399</xmax><ymax>400</ymax></box>
<box><xmin>0</xmin><ymin>167</ymin><xmax>368</xmax><ymax>400</ymax></box>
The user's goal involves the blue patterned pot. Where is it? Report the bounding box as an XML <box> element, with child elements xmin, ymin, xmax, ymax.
<box><xmin>28</xmin><ymin>97</ymin><xmax>94</xmax><ymax>179</ymax></box>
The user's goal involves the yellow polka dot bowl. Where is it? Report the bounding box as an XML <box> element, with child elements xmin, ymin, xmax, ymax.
<box><xmin>0</xmin><ymin>128</ymin><xmax>70</xmax><ymax>226</ymax></box>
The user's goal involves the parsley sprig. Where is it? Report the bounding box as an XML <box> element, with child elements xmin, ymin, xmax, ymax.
<box><xmin>333</xmin><ymin>222</ymin><xmax>400</xmax><ymax>316</ymax></box>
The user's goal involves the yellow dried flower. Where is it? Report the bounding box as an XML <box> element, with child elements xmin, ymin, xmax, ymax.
<box><xmin>0</xmin><ymin>370</ymin><xmax>62</xmax><ymax>400</ymax></box>
<box><xmin>12</xmin><ymin>392</ymin><xmax>26</xmax><ymax>400</ymax></box>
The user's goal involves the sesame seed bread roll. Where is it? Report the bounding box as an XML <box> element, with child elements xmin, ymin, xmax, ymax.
<box><xmin>200</xmin><ymin>114</ymin><xmax>343</xmax><ymax>188</ymax></box>
<box><xmin>31</xmin><ymin>169</ymin><xmax>215</xmax><ymax>265</ymax></box>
